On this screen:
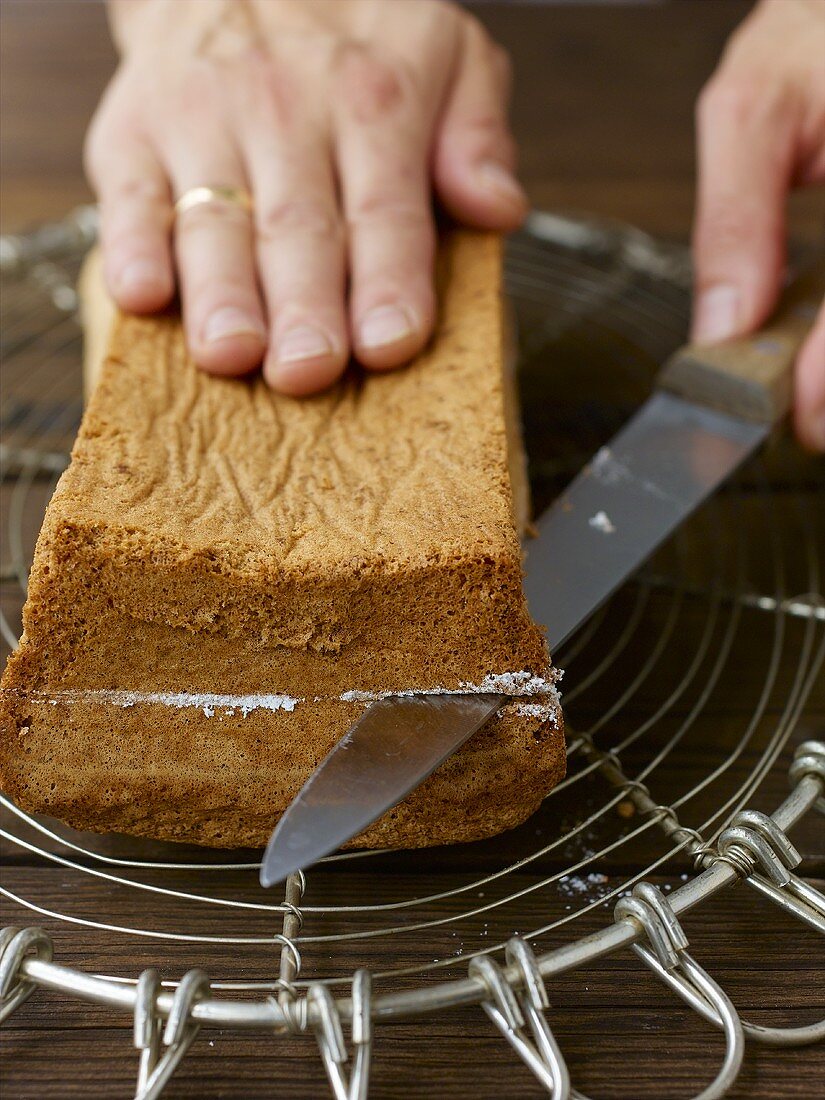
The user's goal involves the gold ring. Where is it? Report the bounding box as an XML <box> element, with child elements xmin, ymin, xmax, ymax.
<box><xmin>174</xmin><ymin>185</ymin><xmax>253</xmax><ymax>217</ymax></box>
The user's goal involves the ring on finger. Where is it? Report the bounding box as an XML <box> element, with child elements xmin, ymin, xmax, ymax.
<box><xmin>175</xmin><ymin>185</ymin><xmax>253</xmax><ymax>218</ymax></box>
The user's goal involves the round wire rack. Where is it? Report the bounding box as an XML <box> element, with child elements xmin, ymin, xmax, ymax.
<box><xmin>0</xmin><ymin>209</ymin><xmax>823</xmax><ymax>1099</ymax></box>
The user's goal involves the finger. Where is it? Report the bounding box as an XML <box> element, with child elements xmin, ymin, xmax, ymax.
<box><xmin>166</xmin><ymin>144</ymin><xmax>267</xmax><ymax>377</ymax></box>
<box><xmin>691</xmin><ymin>73</ymin><xmax>798</xmax><ymax>344</ymax></box>
<box><xmin>794</xmin><ymin>299</ymin><xmax>825</xmax><ymax>453</ymax></box>
<box><xmin>85</xmin><ymin>123</ymin><xmax>174</xmax><ymax>313</ymax></box>
<box><xmin>334</xmin><ymin>43</ymin><xmax>436</xmax><ymax>371</ymax></box>
<box><xmin>433</xmin><ymin>20</ymin><xmax>527</xmax><ymax>231</ymax></box>
<box><xmin>248</xmin><ymin>133</ymin><xmax>348</xmax><ymax>396</ymax></box>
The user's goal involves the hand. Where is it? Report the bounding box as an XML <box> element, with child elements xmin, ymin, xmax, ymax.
<box><xmin>85</xmin><ymin>0</ymin><xmax>524</xmax><ymax>396</ymax></box>
<box><xmin>692</xmin><ymin>0</ymin><xmax>825</xmax><ymax>452</ymax></box>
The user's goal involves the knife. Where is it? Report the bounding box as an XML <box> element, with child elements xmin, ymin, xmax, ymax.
<box><xmin>260</xmin><ymin>262</ymin><xmax>824</xmax><ymax>888</ymax></box>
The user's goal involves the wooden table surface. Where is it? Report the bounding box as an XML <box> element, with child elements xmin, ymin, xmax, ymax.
<box><xmin>1</xmin><ymin>3</ymin><xmax>823</xmax><ymax>1099</ymax></box>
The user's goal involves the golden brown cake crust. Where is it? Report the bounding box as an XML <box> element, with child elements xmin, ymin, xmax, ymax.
<box><xmin>0</xmin><ymin>229</ymin><xmax>564</xmax><ymax>849</ymax></box>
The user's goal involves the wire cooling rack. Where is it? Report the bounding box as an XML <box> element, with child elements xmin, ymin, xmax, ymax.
<box><xmin>0</xmin><ymin>209</ymin><xmax>823</xmax><ymax>1099</ymax></box>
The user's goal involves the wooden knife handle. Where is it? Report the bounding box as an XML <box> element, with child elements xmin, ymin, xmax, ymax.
<box><xmin>658</xmin><ymin>261</ymin><xmax>824</xmax><ymax>424</ymax></box>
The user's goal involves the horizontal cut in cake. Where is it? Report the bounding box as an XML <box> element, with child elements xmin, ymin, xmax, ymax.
<box><xmin>0</xmin><ymin>230</ymin><xmax>564</xmax><ymax>848</ymax></box>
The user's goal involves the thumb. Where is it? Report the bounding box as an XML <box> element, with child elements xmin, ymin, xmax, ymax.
<box><xmin>691</xmin><ymin>76</ymin><xmax>798</xmax><ymax>344</ymax></box>
<box><xmin>432</xmin><ymin>20</ymin><xmax>527</xmax><ymax>231</ymax></box>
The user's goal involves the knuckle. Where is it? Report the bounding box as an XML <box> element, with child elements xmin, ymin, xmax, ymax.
<box><xmin>256</xmin><ymin>198</ymin><xmax>341</xmax><ymax>242</ymax></box>
<box><xmin>335</xmin><ymin>42</ymin><xmax>408</xmax><ymax>121</ymax></box>
<box><xmin>114</xmin><ymin>177</ymin><xmax>169</xmax><ymax>207</ymax></box>
<box><xmin>99</xmin><ymin>177</ymin><xmax>170</xmax><ymax>225</ymax></box>
<box><xmin>176</xmin><ymin>199</ymin><xmax>249</xmax><ymax>237</ymax></box>
<box><xmin>348</xmin><ymin>195</ymin><xmax>429</xmax><ymax>230</ymax></box>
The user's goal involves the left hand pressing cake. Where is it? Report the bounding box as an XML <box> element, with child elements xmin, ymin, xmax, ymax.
<box><xmin>0</xmin><ymin>231</ymin><xmax>564</xmax><ymax>849</ymax></box>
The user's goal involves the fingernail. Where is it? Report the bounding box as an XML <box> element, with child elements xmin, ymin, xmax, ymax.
<box><xmin>277</xmin><ymin>325</ymin><xmax>333</xmax><ymax>363</ymax></box>
<box><xmin>203</xmin><ymin>306</ymin><xmax>266</xmax><ymax>344</ymax></box>
<box><xmin>477</xmin><ymin>161</ymin><xmax>526</xmax><ymax>206</ymax></box>
<box><xmin>692</xmin><ymin>285</ymin><xmax>740</xmax><ymax>344</ymax></box>
<box><xmin>118</xmin><ymin>257</ymin><xmax>164</xmax><ymax>294</ymax></box>
<box><xmin>359</xmin><ymin>303</ymin><xmax>416</xmax><ymax>349</ymax></box>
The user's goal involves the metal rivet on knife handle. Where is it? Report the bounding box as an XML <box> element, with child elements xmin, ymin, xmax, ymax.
<box><xmin>658</xmin><ymin>261</ymin><xmax>825</xmax><ymax>424</ymax></box>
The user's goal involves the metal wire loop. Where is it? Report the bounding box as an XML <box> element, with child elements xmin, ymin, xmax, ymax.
<box><xmin>789</xmin><ymin>739</ymin><xmax>825</xmax><ymax>814</ymax></box>
<box><xmin>702</xmin><ymin>810</ymin><xmax>817</xmax><ymax>932</ymax></box>
<box><xmin>717</xmin><ymin>819</ymin><xmax>800</xmax><ymax>887</ymax></box>
<box><xmin>507</xmin><ymin>938</ymin><xmax>571</xmax><ymax>1097</ymax></box>
<box><xmin>350</xmin><ymin>969</ymin><xmax>372</xmax><ymax>1049</ymax></box>
<box><xmin>0</xmin><ymin>925</ymin><xmax>53</xmax><ymax>1024</ymax></box>
<box><xmin>622</xmin><ymin>948</ymin><xmax>745</xmax><ymax>1100</ymax></box>
<box><xmin>609</xmin><ymin>885</ymin><xmax>746</xmax><ymax>1100</ymax></box>
<box><xmin>273</xmin><ymin>934</ymin><xmax>302</xmax><ymax>975</ymax></box>
<box><xmin>715</xmin><ymin>788</ymin><xmax>825</xmax><ymax>937</ymax></box>
<box><xmin>133</xmin><ymin>968</ymin><xmax>162</xmax><ymax>1095</ymax></box>
<box><xmin>308</xmin><ymin>978</ymin><xmax>373</xmax><ymax>1100</ymax></box>
<box><xmin>642</xmin><ymin>804</ymin><xmax>707</xmax><ymax>851</ymax></box>
<box><xmin>471</xmin><ymin>947</ymin><xmax>570</xmax><ymax>1097</ymax></box>
<box><xmin>707</xmin><ymin>845</ymin><xmax>753</xmax><ymax>880</ymax></box>
<box><xmin>271</xmin><ymin>977</ymin><xmax>300</xmax><ymax>999</ymax></box>
<box><xmin>643</xmin><ymin>803</ymin><xmax>679</xmax><ymax>825</ymax></box>
<box><xmin>691</xmin><ymin>844</ymin><xmax>720</xmax><ymax>871</ymax></box>
<box><xmin>136</xmin><ymin>968</ymin><xmax>211</xmax><ymax>1100</ymax></box>
<box><xmin>678</xmin><ymin>826</ymin><xmax>707</xmax><ymax>846</ymax></box>
<box><xmin>717</xmin><ymin>831</ymin><xmax>784</xmax><ymax>884</ymax></box>
<box><xmin>600</xmin><ymin>749</ymin><xmax>625</xmax><ymax>774</ymax></box>
<box><xmin>572</xmin><ymin>730</ymin><xmax>624</xmax><ymax>777</ymax></box>
<box><xmin>469</xmin><ymin>955</ymin><xmax>524</xmax><ymax>1030</ymax></box>
<box><xmin>280</xmin><ymin>901</ymin><xmax>305</xmax><ymax>931</ymax></box>
<box><xmin>614</xmin><ymin>883</ymin><xmax>688</xmax><ymax>971</ymax></box>
<box><xmin>732</xmin><ymin>810</ymin><xmax>801</xmax><ymax>868</ymax></box>
<box><xmin>349</xmin><ymin>970</ymin><xmax>373</xmax><ymax>1100</ymax></box>
<box><xmin>639</xmin><ymin>945</ymin><xmax>825</xmax><ymax>1049</ymax></box>
<box><xmin>265</xmin><ymin>987</ymin><xmax>307</xmax><ymax>1035</ymax></box>
<box><xmin>619</xmin><ymin>778</ymin><xmax>652</xmax><ymax>800</ymax></box>
<box><xmin>164</xmin><ymin>969</ymin><xmax>212</xmax><ymax>1047</ymax></box>
<box><xmin>505</xmin><ymin>936</ymin><xmax>550</xmax><ymax>1011</ymax></box>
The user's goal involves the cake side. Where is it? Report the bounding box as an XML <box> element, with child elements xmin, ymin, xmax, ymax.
<box><xmin>8</xmin><ymin>524</ymin><xmax>549</xmax><ymax>697</ymax></box>
<box><xmin>0</xmin><ymin>688</ymin><xmax>563</xmax><ymax>848</ymax></box>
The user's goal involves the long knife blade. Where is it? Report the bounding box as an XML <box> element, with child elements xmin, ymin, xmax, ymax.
<box><xmin>523</xmin><ymin>391</ymin><xmax>766</xmax><ymax>649</ymax></box>
<box><xmin>260</xmin><ymin>262</ymin><xmax>822</xmax><ymax>888</ymax></box>
<box><xmin>260</xmin><ymin>693</ymin><xmax>503</xmax><ymax>887</ymax></box>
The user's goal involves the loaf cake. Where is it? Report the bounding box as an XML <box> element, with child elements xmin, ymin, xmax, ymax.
<box><xmin>0</xmin><ymin>230</ymin><xmax>564</xmax><ymax>849</ymax></box>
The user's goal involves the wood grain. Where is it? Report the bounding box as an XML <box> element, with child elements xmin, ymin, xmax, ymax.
<box><xmin>1</xmin><ymin>2</ymin><xmax>823</xmax><ymax>1098</ymax></box>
